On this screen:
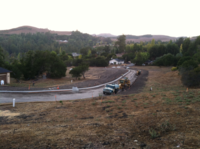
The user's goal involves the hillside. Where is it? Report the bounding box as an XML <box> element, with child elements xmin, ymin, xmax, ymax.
<box><xmin>0</xmin><ymin>26</ymin><xmax>72</xmax><ymax>35</ymax></box>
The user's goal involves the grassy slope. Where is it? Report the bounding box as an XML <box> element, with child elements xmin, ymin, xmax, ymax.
<box><xmin>1</xmin><ymin>66</ymin><xmax>200</xmax><ymax>149</ymax></box>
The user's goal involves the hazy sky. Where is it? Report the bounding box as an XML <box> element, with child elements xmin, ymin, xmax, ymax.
<box><xmin>1</xmin><ymin>0</ymin><xmax>199</xmax><ymax>37</ymax></box>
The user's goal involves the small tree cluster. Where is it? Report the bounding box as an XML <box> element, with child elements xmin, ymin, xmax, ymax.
<box><xmin>69</xmin><ymin>64</ymin><xmax>89</xmax><ymax>79</ymax></box>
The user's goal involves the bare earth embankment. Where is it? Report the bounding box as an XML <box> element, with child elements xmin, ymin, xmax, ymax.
<box><xmin>1</xmin><ymin>66</ymin><xmax>200</xmax><ymax>149</ymax></box>
<box><xmin>0</xmin><ymin>68</ymin><xmax>127</xmax><ymax>91</ymax></box>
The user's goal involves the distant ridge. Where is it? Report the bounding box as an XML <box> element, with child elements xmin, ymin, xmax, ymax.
<box><xmin>0</xmin><ymin>26</ymin><xmax>72</xmax><ymax>35</ymax></box>
<box><xmin>0</xmin><ymin>26</ymin><xmax>191</xmax><ymax>42</ymax></box>
<box><xmin>93</xmin><ymin>33</ymin><xmax>178</xmax><ymax>42</ymax></box>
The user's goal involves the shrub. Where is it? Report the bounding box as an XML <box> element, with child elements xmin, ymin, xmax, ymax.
<box><xmin>171</xmin><ymin>67</ymin><xmax>177</xmax><ymax>71</ymax></box>
<box><xmin>149</xmin><ymin>128</ymin><xmax>158</xmax><ymax>139</ymax></box>
<box><xmin>153</xmin><ymin>53</ymin><xmax>177</xmax><ymax>66</ymax></box>
<box><xmin>177</xmin><ymin>56</ymin><xmax>192</xmax><ymax>67</ymax></box>
<box><xmin>180</xmin><ymin>66</ymin><xmax>200</xmax><ymax>87</ymax></box>
<box><xmin>180</xmin><ymin>60</ymin><xmax>198</xmax><ymax>70</ymax></box>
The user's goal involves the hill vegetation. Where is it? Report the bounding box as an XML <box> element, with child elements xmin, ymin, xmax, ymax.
<box><xmin>0</xmin><ymin>31</ymin><xmax>112</xmax><ymax>55</ymax></box>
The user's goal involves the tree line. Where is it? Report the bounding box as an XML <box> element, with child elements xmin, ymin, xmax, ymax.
<box><xmin>0</xmin><ymin>31</ymin><xmax>112</xmax><ymax>56</ymax></box>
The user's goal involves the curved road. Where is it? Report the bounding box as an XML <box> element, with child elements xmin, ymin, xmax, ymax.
<box><xmin>0</xmin><ymin>70</ymin><xmax>137</xmax><ymax>104</ymax></box>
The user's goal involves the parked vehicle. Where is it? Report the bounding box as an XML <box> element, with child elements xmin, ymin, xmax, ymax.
<box><xmin>103</xmin><ymin>84</ymin><xmax>119</xmax><ymax>95</ymax></box>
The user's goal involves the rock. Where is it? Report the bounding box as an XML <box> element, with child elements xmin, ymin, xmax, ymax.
<box><xmin>177</xmin><ymin>144</ymin><xmax>180</xmax><ymax>148</ymax></box>
<box><xmin>134</xmin><ymin>140</ymin><xmax>138</xmax><ymax>143</ymax></box>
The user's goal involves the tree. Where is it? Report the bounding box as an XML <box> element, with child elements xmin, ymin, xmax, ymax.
<box><xmin>115</xmin><ymin>35</ymin><xmax>126</xmax><ymax>53</ymax></box>
<box><xmin>8</xmin><ymin>60</ymin><xmax>22</xmax><ymax>81</ymax></box>
<box><xmin>0</xmin><ymin>46</ymin><xmax>4</xmax><ymax>67</ymax></box>
<box><xmin>77</xmin><ymin>64</ymin><xmax>89</xmax><ymax>79</ymax></box>
<box><xmin>103</xmin><ymin>45</ymin><xmax>111</xmax><ymax>53</ymax></box>
<box><xmin>166</xmin><ymin>43</ymin><xmax>179</xmax><ymax>55</ymax></box>
<box><xmin>87</xmin><ymin>50</ymin><xmax>91</xmax><ymax>56</ymax></box>
<box><xmin>180</xmin><ymin>44</ymin><xmax>183</xmax><ymax>53</ymax></box>
<box><xmin>132</xmin><ymin>52</ymin><xmax>149</xmax><ymax>65</ymax></box>
<box><xmin>20</xmin><ymin>50</ymin><xmax>66</xmax><ymax>79</ymax></box>
<box><xmin>153</xmin><ymin>53</ymin><xmax>177</xmax><ymax>66</ymax></box>
<box><xmin>69</xmin><ymin>64</ymin><xmax>89</xmax><ymax>79</ymax></box>
<box><xmin>80</xmin><ymin>47</ymin><xmax>89</xmax><ymax>56</ymax></box>
<box><xmin>180</xmin><ymin>60</ymin><xmax>198</xmax><ymax>71</ymax></box>
<box><xmin>69</xmin><ymin>67</ymin><xmax>81</xmax><ymax>79</ymax></box>
<box><xmin>182</xmin><ymin>38</ymin><xmax>191</xmax><ymax>55</ymax></box>
<box><xmin>78</xmin><ymin>54</ymin><xmax>82</xmax><ymax>59</ymax></box>
<box><xmin>177</xmin><ymin>56</ymin><xmax>192</xmax><ymax>67</ymax></box>
<box><xmin>47</xmin><ymin>51</ymin><xmax>66</xmax><ymax>78</ymax></box>
<box><xmin>180</xmin><ymin>66</ymin><xmax>200</xmax><ymax>87</ymax></box>
<box><xmin>89</xmin><ymin>57</ymin><xmax>108</xmax><ymax>67</ymax></box>
<box><xmin>175</xmin><ymin>37</ymin><xmax>184</xmax><ymax>48</ymax></box>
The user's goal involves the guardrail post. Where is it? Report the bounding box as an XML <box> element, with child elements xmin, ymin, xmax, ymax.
<box><xmin>13</xmin><ymin>98</ymin><xmax>15</xmax><ymax>107</ymax></box>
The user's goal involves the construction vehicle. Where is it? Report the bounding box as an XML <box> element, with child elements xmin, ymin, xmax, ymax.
<box><xmin>137</xmin><ymin>70</ymin><xmax>141</xmax><ymax>76</ymax></box>
<box><xmin>118</xmin><ymin>77</ymin><xmax>131</xmax><ymax>91</ymax></box>
<box><xmin>103</xmin><ymin>84</ymin><xmax>119</xmax><ymax>95</ymax></box>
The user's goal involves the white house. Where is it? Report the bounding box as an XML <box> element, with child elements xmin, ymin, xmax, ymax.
<box><xmin>109</xmin><ymin>59</ymin><xmax>124</xmax><ymax>65</ymax></box>
<box><xmin>59</xmin><ymin>40</ymin><xmax>68</xmax><ymax>43</ymax></box>
<box><xmin>72</xmin><ymin>52</ymin><xmax>80</xmax><ymax>57</ymax></box>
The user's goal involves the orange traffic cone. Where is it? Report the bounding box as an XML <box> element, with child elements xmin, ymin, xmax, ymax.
<box><xmin>57</xmin><ymin>85</ymin><xmax>59</xmax><ymax>89</ymax></box>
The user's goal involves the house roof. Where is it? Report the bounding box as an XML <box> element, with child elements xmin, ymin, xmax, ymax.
<box><xmin>0</xmin><ymin>67</ymin><xmax>11</xmax><ymax>74</ymax></box>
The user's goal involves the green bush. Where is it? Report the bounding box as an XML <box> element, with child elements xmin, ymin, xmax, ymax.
<box><xmin>177</xmin><ymin>56</ymin><xmax>192</xmax><ymax>67</ymax></box>
<box><xmin>153</xmin><ymin>53</ymin><xmax>178</xmax><ymax>66</ymax></box>
<box><xmin>180</xmin><ymin>66</ymin><xmax>200</xmax><ymax>87</ymax></box>
<box><xmin>171</xmin><ymin>67</ymin><xmax>177</xmax><ymax>71</ymax></box>
<box><xmin>149</xmin><ymin>128</ymin><xmax>158</xmax><ymax>139</ymax></box>
<box><xmin>181</xmin><ymin>60</ymin><xmax>198</xmax><ymax>70</ymax></box>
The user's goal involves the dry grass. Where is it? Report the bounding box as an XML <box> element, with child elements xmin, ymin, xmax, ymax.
<box><xmin>1</xmin><ymin>66</ymin><xmax>200</xmax><ymax>148</ymax></box>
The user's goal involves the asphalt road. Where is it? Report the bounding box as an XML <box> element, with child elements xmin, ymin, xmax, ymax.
<box><xmin>0</xmin><ymin>70</ymin><xmax>137</xmax><ymax>104</ymax></box>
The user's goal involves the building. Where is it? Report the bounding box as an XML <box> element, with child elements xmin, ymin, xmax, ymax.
<box><xmin>109</xmin><ymin>59</ymin><xmax>124</xmax><ymax>65</ymax></box>
<box><xmin>72</xmin><ymin>52</ymin><xmax>80</xmax><ymax>57</ymax></box>
<box><xmin>0</xmin><ymin>67</ymin><xmax>11</xmax><ymax>84</ymax></box>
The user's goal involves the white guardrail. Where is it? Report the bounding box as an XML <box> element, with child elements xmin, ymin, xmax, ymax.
<box><xmin>0</xmin><ymin>70</ymin><xmax>131</xmax><ymax>93</ymax></box>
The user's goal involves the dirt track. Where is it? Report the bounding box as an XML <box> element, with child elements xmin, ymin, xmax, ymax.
<box><xmin>119</xmin><ymin>68</ymin><xmax>148</xmax><ymax>95</ymax></box>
